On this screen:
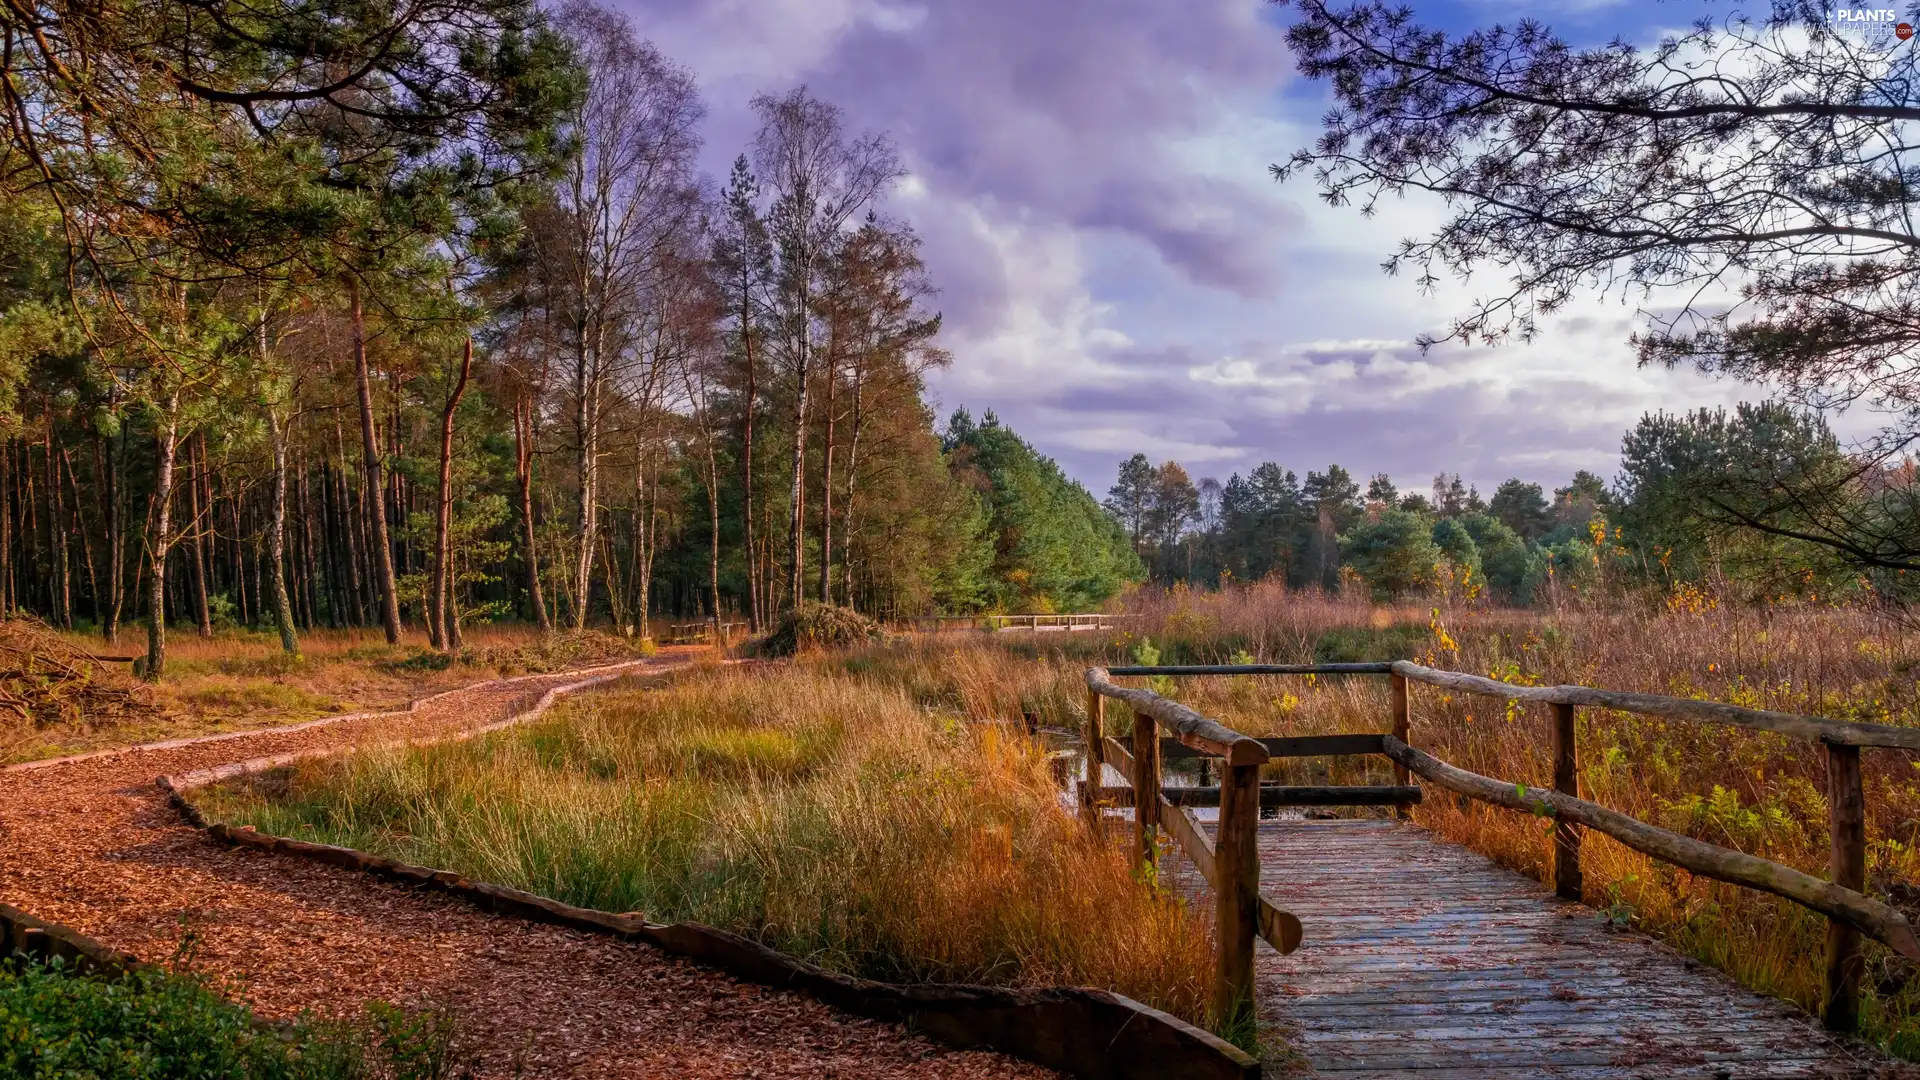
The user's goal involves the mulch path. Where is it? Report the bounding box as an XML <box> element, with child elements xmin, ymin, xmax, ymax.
<box><xmin>0</xmin><ymin>652</ymin><xmax>1056</xmax><ymax>1079</ymax></box>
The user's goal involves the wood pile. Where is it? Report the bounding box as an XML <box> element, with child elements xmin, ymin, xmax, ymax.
<box><xmin>0</xmin><ymin>619</ymin><xmax>159</xmax><ymax>729</ymax></box>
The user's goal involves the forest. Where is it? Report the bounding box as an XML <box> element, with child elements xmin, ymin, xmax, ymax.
<box><xmin>0</xmin><ymin>0</ymin><xmax>1139</xmax><ymax>679</ymax></box>
<box><xmin>12</xmin><ymin>0</ymin><xmax>1920</xmax><ymax>1073</ymax></box>
<box><xmin>1109</xmin><ymin>403</ymin><xmax>1915</xmax><ymax>611</ymax></box>
<box><xmin>6</xmin><ymin>0</ymin><xmax>1911</xmax><ymax>687</ymax></box>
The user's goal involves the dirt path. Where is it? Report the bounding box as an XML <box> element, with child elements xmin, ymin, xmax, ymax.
<box><xmin>0</xmin><ymin>652</ymin><xmax>1054</xmax><ymax>1079</ymax></box>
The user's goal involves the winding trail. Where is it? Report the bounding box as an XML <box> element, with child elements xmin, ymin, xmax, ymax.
<box><xmin>0</xmin><ymin>652</ymin><xmax>1053</xmax><ymax>1079</ymax></box>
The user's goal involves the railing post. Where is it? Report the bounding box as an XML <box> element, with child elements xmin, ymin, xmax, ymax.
<box><xmin>1824</xmin><ymin>740</ymin><xmax>1866</xmax><ymax>1032</ymax></box>
<box><xmin>1213</xmin><ymin>760</ymin><xmax>1260</xmax><ymax>1027</ymax></box>
<box><xmin>1390</xmin><ymin>672</ymin><xmax>1411</xmax><ymax>820</ymax></box>
<box><xmin>1083</xmin><ymin>689</ymin><xmax>1105</xmax><ymax>831</ymax></box>
<box><xmin>1551</xmin><ymin>702</ymin><xmax>1583</xmax><ymax>902</ymax></box>
<box><xmin>1132</xmin><ymin>708</ymin><xmax>1160</xmax><ymax>870</ymax></box>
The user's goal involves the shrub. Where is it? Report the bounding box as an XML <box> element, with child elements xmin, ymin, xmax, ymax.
<box><xmin>752</xmin><ymin>603</ymin><xmax>888</xmax><ymax>657</ymax></box>
<box><xmin>0</xmin><ymin>956</ymin><xmax>470</xmax><ymax>1079</ymax></box>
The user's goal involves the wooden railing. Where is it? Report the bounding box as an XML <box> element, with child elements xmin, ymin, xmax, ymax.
<box><xmin>898</xmin><ymin>613</ymin><xmax>1130</xmax><ymax>634</ymax></box>
<box><xmin>663</xmin><ymin>621</ymin><xmax>745</xmax><ymax>645</ymax></box>
<box><xmin>1087</xmin><ymin>660</ymin><xmax>1920</xmax><ymax>1034</ymax></box>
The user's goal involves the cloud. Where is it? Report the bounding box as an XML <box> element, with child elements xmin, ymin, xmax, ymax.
<box><xmin>618</xmin><ymin>0</ymin><xmax>1802</xmax><ymax>498</ymax></box>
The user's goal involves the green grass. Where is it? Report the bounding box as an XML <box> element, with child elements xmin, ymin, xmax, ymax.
<box><xmin>0</xmin><ymin>956</ymin><xmax>468</xmax><ymax>1079</ymax></box>
<box><xmin>178</xmin><ymin>679</ymin><xmax>342</xmax><ymax>715</ymax></box>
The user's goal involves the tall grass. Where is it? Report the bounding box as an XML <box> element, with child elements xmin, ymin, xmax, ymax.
<box><xmin>883</xmin><ymin>583</ymin><xmax>1920</xmax><ymax>1056</ymax></box>
<box><xmin>204</xmin><ymin>663</ymin><xmax>1215</xmax><ymax>1027</ymax></box>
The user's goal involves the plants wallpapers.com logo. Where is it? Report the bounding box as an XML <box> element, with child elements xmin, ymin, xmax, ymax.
<box><xmin>1828</xmin><ymin>8</ymin><xmax>1915</xmax><ymax>40</ymax></box>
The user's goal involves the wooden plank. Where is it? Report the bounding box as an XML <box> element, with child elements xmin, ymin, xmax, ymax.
<box><xmin>1256</xmin><ymin>893</ymin><xmax>1303</xmax><ymax>954</ymax></box>
<box><xmin>1108</xmin><ymin>663</ymin><xmax>1394</xmax><ymax>676</ymax></box>
<box><xmin>1390</xmin><ymin>672</ymin><xmax>1410</xmax><ymax>820</ymax></box>
<box><xmin>1086</xmin><ymin>667</ymin><xmax>1269</xmax><ymax>764</ymax></box>
<box><xmin>1082</xmin><ymin>687</ymin><xmax>1103</xmax><ymax>830</ymax></box>
<box><xmin>1550</xmin><ymin>701</ymin><xmax>1581</xmax><ymax>902</ymax></box>
<box><xmin>1824</xmin><ymin>741</ymin><xmax>1866</xmax><ymax>1032</ymax></box>
<box><xmin>1317</xmin><ymin>1063</ymin><xmax>1846</xmax><ymax>1080</ymax></box>
<box><xmin>1095</xmin><ymin>784</ymin><xmax>1421</xmax><ymax>808</ymax></box>
<box><xmin>1393</xmin><ymin>659</ymin><xmax>1920</xmax><ymax>751</ymax></box>
<box><xmin>1159</xmin><ymin>733</ymin><xmax>1385</xmax><ymax>760</ymax></box>
<box><xmin>1379</xmin><ymin>734</ymin><xmax>1920</xmax><ymax>961</ymax></box>
<box><xmin>1208</xmin><ymin>817</ymin><xmax>1884</xmax><ymax>1080</ymax></box>
<box><xmin>1132</xmin><ymin>709</ymin><xmax>1158</xmax><ymax>869</ymax></box>
<box><xmin>1212</xmin><ymin>761</ymin><xmax>1259</xmax><ymax>1023</ymax></box>
<box><xmin>1157</xmin><ymin>794</ymin><xmax>1215</xmax><ymax>885</ymax></box>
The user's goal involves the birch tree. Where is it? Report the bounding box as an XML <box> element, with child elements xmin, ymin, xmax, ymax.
<box><xmin>539</xmin><ymin>0</ymin><xmax>703</xmax><ymax>629</ymax></box>
<box><xmin>751</xmin><ymin>88</ymin><xmax>902</xmax><ymax>610</ymax></box>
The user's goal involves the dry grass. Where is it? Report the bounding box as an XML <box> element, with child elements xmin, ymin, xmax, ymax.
<box><xmin>872</xmin><ymin>583</ymin><xmax>1920</xmax><ymax>1057</ymax></box>
<box><xmin>201</xmin><ymin>661</ymin><xmax>1217</xmax><ymax>1032</ymax></box>
<box><xmin>67</xmin><ymin>582</ymin><xmax>1920</xmax><ymax>1054</ymax></box>
<box><xmin>3</xmin><ymin>624</ymin><xmax>657</xmax><ymax>764</ymax></box>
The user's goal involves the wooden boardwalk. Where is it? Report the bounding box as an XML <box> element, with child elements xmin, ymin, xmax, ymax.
<box><xmin>1168</xmin><ymin>818</ymin><xmax>1902</xmax><ymax>1079</ymax></box>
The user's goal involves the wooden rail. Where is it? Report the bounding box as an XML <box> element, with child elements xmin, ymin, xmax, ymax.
<box><xmin>663</xmin><ymin>621</ymin><xmax>745</xmax><ymax>645</ymax></box>
<box><xmin>1082</xmin><ymin>661</ymin><xmax>1920</xmax><ymax>1034</ymax></box>
<box><xmin>1089</xmin><ymin>784</ymin><xmax>1421</xmax><ymax>808</ymax></box>
<box><xmin>1085</xmin><ymin>669</ymin><xmax>1323</xmax><ymax>1028</ymax></box>
<box><xmin>900</xmin><ymin>613</ymin><xmax>1130</xmax><ymax>634</ymax></box>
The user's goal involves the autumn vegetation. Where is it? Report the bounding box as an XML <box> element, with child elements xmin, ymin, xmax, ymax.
<box><xmin>201</xmin><ymin>657</ymin><xmax>1217</xmax><ymax>1025</ymax></box>
<box><xmin>13</xmin><ymin>0</ymin><xmax>1920</xmax><ymax>1069</ymax></box>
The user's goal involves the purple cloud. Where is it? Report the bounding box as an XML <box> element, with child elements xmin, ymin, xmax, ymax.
<box><xmin>617</xmin><ymin>0</ymin><xmax>1795</xmax><ymax>498</ymax></box>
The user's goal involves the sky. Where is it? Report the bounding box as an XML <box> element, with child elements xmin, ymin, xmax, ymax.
<box><xmin>614</xmin><ymin>0</ymin><xmax>1806</xmax><ymax>499</ymax></box>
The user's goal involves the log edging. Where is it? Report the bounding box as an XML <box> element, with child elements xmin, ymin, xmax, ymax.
<box><xmin>157</xmin><ymin>676</ymin><xmax>1257</xmax><ymax>1080</ymax></box>
<box><xmin>0</xmin><ymin>901</ymin><xmax>144</xmax><ymax>978</ymax></box>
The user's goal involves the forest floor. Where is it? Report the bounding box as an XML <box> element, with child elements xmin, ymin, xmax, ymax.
<box><xmin>1</xmin><ymin>622</ymin><xmax>655</xmax><ymax>764</ymax></box>
<box><xmin>0</xmin><ymin>651</ymin><xmax>1052</xmax><ymax>1079</ymax></box>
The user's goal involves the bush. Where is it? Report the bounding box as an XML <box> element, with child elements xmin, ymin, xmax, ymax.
<box><xmin>1312</xmin><ymin>624</ymin><xmax>1434</xmax><ymax>663</ymax></box>
<box><xmin>0</xmin><ymin>956</ymin><xmax>470</xmax><ymax>1079</ymax></box>
<box><xmin>752</xmin><ymin>603</ymin><xmax>888</xmax><ymax>657</ymax></box>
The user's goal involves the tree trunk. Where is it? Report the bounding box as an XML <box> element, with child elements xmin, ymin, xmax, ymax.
<box><xmin>704</xmin><ymin>431</ymin><xmax>721</xmax><ymax>624</ymax></box>
<box><xmin>100</xmin><ymin>427</ymin><xmax>123</xmax><ymax>642</ymax></box>
<box><xmin>43</xmin><ymin>405</ymin><xmax>69</xmax><ymax>628</ymax></box>
<box><xmin>320</xmin><ymin>458</ymin><xmax>344</xmax><ymax>628</ymax></box>
<box><xmin>632</xmin><ymin>454</ymin><xmax>658</xmax><ymax>638</ymax></box>
<box><xmin>63</xmin><ymin>448</ymin><xmax>98</xmax><ymax>624</ymax></box>
<box><xmin>514</xmin><ymin>393</ymin><xmax>551</xmax><ymax>631</ymax></box>
<box><xmin>188</xmin><ymin>434</ymin><xmax>212</xmax><ymax>636</ymax></box>
<box><xmin>232</xmin><ymin>489</ymin><xmax>250</xmax><ymax>626</ymax></box>
<box><xmin>1</xmin><ymin>441</ymin><xmax>13</xmax><ymax>619</ymax></box>
<box><xmin>572</xmin><ymin>326</ymin><xmax>599</xmax><ymax>629</ymax></box>
<box><xmin>298</xmin><ymin>458</ymin><xmax>321</xmax><ymax>630</ymax></box>
<box><xmin>21</xmin><ymin>442</ymin><xmax>37</xmax><ymax>616</ymax></box>
<box><xmin>819</xmin><ymin>361</ymin><xmax>836</xmax><ymax>606</ymax></box>
<box><xmin>330</xmin><ymin>422</ymin><xmax>363</xmax><ymax>626</ymax></box>
<box><xmin>740</xmin><ymin>313</ymin><xmax>760</xmax><ymax>632</ymax></box>
<box><xmin>266</xmin><ymin>407</ymin><xmax>299</xmax><ymax>655</ymax></box>
<box><xmin>349</xmin><ymin>279</ymin><xmax>402</xmax><ymax>644</ymax></box>
<box><xmin>787</xmin><ymin>363</ymin><xmax>809</xmax><ymax>610</ymax></box>
<box><xmin>431</xmin><ymin>339</ymin><xmax>473</xmax><ymax>651</ymax></box>
<box><xmin>146</xmin><ymin>394</ymin><xmax>179</xmax><ymax>681</ymax></box>
<box><xmin>841</xmin><ymin>366</ymin><xmax>866</xmax><ymax>605</ymax></box>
